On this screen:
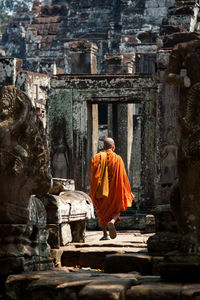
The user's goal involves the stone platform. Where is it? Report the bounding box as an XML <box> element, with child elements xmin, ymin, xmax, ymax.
<box><xmin>5</xmin><ymin>266</ymin><xmax>200</xmax><ymax>299</ymax></box>
<box><xmin>51</xmin><ymin>230</ymin><xmax>152</xmax><ymax>270</ymax></box>
<box><xmin>3</xmin><ymin>231</ymin><xmax>200</xmax><ymax>299</ymax></box>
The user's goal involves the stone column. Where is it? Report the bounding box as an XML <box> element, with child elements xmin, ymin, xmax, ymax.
<box><xmin>65</xmin><ymin>40</ymin><xmax>98</xmax><ymax>74</ymax></box>
<box><xmin>105</xmin><ymin>53</ymin><xmax>135</xmax><ymax>176</ymax></box>
<box><xmin>156</xmin><ymin>50</ymin><xmax>179</xmax><ymax>206</ymax></box>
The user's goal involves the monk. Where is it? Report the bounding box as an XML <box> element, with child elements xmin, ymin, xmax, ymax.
<box><xmin>90</xmin><ymin>137</ymin><xmax>134</xmax><ymax>240</ymax></box>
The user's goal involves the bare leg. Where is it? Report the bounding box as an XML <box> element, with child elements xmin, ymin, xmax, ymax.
<box><xmin>110</xmin><ymin>216</ymin><xmax>118</xmax><ymax>224</ymax></box>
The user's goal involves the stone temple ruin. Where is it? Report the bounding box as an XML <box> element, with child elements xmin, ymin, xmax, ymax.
<box><xmin>2</xmin><ymin>0</ymin><xmax>200</xmax><ymax>298</ymax></box>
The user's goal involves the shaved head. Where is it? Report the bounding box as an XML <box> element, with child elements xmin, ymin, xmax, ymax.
<box><xmin>104</xmin><ymin>137</ymin><xmax>115</xmax><ymax>150</ymax></box>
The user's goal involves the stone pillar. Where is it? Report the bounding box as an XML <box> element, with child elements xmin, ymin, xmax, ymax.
<box><xmin>65</xmin><ymin>40</ymin><xmax>98</xmax><ymax>74</ymax></box>
<box><xmin>117</xmin><ymin>103</ymin><xmax>133</xmax><ymax>175</ymax></box>
<box><xmin>156</xmin><ymin>50</ymin><xmax>179</xmax><ymax>206</ymax></box>
<box><xmin>105</xmin><ymin>53</ymin><xmax>134</xmax><ymax>176</ymax></box>
<box><xmin>105</xmin><ymin>53</ymin><xmax>135</xmax><ymax>74</ymax></box>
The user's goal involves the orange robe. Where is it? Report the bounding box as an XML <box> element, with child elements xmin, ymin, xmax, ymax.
<box><xmin>89</xmin><ymin>149</ymin><xmax>134</xmax><ymax>226</ymax></box>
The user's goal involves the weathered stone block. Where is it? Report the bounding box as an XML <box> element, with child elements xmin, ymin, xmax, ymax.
<box><xmin>47</xmin><ymin>224</ymin><xmax>61</xmax><ymax>249</ymax></box>
<box><xmin>181</xmin><ymin>284</ymin><xmax>200</xmax><ymax>299</ymax></box>
<box><xmin>53</xmin><ymin>178</ymin><xmax>75</xmax><ymax>191</ymax></box>
<box><xmin>0</xmin><ymin>58</ymin><xmax>22</xmax><ymax>88</ymax></box>
<box><xmin>163</xmin><ymin>32</ymin><xmax>200</xmax><ymax>48</ymax></box>
<box><xmin>70</xmin><ymin>220</ymin><xmax>85</xmax><ymax>242</ymax></box>
<box><xmin>148</xmin><ymin>232</ymin><xmax>180</xmax><ymax>256</ymax></box>
<box><xmin>79</xmin><ymin>278</ymin><xmax>136</xmax><ymax>300</ymax></box>
<box><xmin>145</xmin><ymin>214</ymin><xmax>155</xmax><ymax>233</ymax></box>
<box><xmin>61</xmin><ymin>223</ymin><xmax>72</xmax><ymax>245</ymax></box>
<box><xmin>50</xmin><ymin>249</ymin><xmax>63</xmax><ymax>267</ymax></box>
<box><xmin>157</xmin><ymin>50</ymin><xmax>171</xmax><ymax>70</ymax></box>
<box><xmin>126</xmin><ymin>282</ymin><xmax>182</xmax><ymax>300</ymax></box>
<box><xmin>104</xmin><ymin>254</ymin><xmax>152</xmax><ymax>275</ymax></box>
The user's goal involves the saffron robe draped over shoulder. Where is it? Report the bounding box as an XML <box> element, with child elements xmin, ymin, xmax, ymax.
<box><xmin>89</xmin><ymin>149</ymin><xmax>134</xmax><ymax>226</ymax></box>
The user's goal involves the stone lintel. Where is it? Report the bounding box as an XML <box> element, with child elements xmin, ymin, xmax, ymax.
<box><xmin>50</xmin><ymin>74</ymin><xmax>156</xmax><ymax>90</ymax></box>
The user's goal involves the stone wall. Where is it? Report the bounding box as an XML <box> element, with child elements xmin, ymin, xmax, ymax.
<box><xmin>155</xmin><ymin>0</ymin><xmax>200</xmax><ymax>205</ymax></box>
<box><xmin>16</xmin><ymin>71</ymin><xmax>50</xmax><ymax>126</ymax></box>
<box><xmin>0</xmin><ymin>0</ymin><xmax>175</xmax><ymax>73</ymax></box>
<box><xmin>0</xmin><ymin>57</ymin><xmax>50</xmax><ymax>127</ymax></box>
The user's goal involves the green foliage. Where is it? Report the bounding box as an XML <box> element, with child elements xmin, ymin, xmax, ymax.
<box><xmin>0</xmin><ymin>0</ymin><xmax>51</xmax><ymax>34</ymax></box>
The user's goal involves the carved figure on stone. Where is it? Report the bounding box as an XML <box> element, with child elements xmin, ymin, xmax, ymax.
<box><xmin>166</xmin><ymin>39</ymin><xmax>200</xmax><ymax>253</ymax></box>
<box><xmin>161</xmin><ymin>127</ymin><xmax>178</xmax><ymax>187</ymax></box>
<box><xmin>0</xmin><ymin>86</ymin><xmax>51</xmax><ymax>223</ymax></box>
<box><xmin>52</xmin><ymin>136</ymin><xmax>70</xmax><ymax>179</ymax></box>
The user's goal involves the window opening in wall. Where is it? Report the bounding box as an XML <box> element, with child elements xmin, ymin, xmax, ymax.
<box><xmin>98</xmin><ymin>103</ymin><xmax>108</xmax><ymax>151</ymax></box>
<box><xmin>98</xmin><ymin>103</ymin><xmax>108</xmax><ymax>125</ymax></box>
<box><xmin>95</xmin><ymin>102</ymin><xmax>140</xmax><ymax>213</ymax></box>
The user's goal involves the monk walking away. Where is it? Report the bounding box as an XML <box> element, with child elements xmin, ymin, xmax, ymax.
<box><xmin>90</xmin><ymin>137</ymin><xmax>134</xmax><ymax>240</ymax></box>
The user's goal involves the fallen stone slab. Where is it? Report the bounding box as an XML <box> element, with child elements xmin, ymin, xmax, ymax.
<box><xmin>126</xmin><ymin>281</ymin><xmax>182</xmax><ymax>300</ymax></box>
<box><xmin>6</xmin><ymin>269</ymin><xmax>200</xmax><ymax>300</ymax></box>
<box><xmin>5</xmin><ymin>268</ymin><xmax>139</xmax><ymax>300</ymax></box>
<box><xmin>104</xmin><ymin>254</ymin><xmax>152</xmax><ymax>275</ymax></box>
<box><xmin>79</xmin><ymin>278</ymin><xmax>137</xmax><ymax>300</ymax></box>
<box><xmin>181</xmin><ymin>284</ymin><xmax>200</xmax><ymax>299</ymax></box>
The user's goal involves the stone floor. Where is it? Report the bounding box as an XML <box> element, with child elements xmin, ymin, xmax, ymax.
<box><xmin>4</xmin><ymin>230</ymin><xmax>200</xmax><ymax>299</ymax></box>
<box><xmin>51</xmin><ymin>230</ymin><xmax>152</xmax><ymax>271</ymax></box>
<box><xmin>85</xmin><ymin>229</ymin><xmax>150</xmax><ymax>244</ymax></box>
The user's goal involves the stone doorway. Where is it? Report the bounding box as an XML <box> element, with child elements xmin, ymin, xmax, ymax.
<box><xmin>48</xmin><ymin>74</ymin><xmax>157</xmax><ymax>211</ymax></box>
<box><xmin>92</xmin><ymin>102</ymin><xmax>141</xmax><ymax>212</ymax></box>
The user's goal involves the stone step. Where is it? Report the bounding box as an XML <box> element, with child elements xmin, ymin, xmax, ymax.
<box><xmin>74</xmin><ymin>242</ymin><xmax>147</xmax><ymax>248</ymax></box>
<box><xmin>60</xmin><ymin>246</ymin><xmax>148</xmax><ymax>270</ymax></box>
<box><xmin>6</xmin><ymin>269</ymin><xmax>200</xmax><ymax>300</ymax></box>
